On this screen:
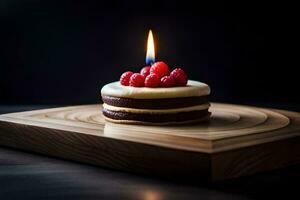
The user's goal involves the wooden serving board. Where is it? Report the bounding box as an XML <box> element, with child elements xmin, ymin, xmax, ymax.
<box><xmin>0</xmin><ymin>103</ymin><xmax>299</xmax><ymax>181</ymax></box>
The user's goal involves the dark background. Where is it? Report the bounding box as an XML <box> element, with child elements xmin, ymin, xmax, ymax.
<box><xmin>0</xmin><ymin>0</ymin><xmax>299</xmax><ymax>110</ymax></box>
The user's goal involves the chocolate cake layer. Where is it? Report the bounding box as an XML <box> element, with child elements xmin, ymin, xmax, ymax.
<box><xmin>102</xmin><ymin>108</ymin><xmax>209</xmax><ymax>123</ymax></box>
<box><xmin>102</xmin><ymin>95</ymin><xmax>209</xmax><ymax>109</ymax></box>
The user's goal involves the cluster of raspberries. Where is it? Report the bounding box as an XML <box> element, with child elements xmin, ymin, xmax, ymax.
<box><xmin>120</xmin><ymin>61</ymin><xmax>188</xmax><ymax>87</ymax></box>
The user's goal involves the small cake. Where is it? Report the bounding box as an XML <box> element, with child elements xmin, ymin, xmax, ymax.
<box><xmin>101</xmin><ymin>62</ymin><xmax>211</xmax><ymax>125</ymax></box>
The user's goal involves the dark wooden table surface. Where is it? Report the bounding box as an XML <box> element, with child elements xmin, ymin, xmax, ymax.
<box><xmin>0</xmin><ymin>105</ymin><xmax>299</xmax><ymax>200</ymax></box>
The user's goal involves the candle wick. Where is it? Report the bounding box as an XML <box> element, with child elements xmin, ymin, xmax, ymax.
<box><xmin>146</xmin><ymin>58</ymin><xmax>155</xmax><ymax>66</ymax></box>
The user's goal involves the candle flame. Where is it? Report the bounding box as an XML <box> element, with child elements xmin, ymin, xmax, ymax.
<box><xmin>146</xmin><ymin>30</ymin><xmax>155</xmax><ymax>65</ymax></box>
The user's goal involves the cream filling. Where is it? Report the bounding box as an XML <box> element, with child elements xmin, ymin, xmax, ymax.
<box><xmin>101</xmin><ymin>80</ymin><xmax>210</xmax><ymax>99</ymax></box>
<box><xmin>103</xmin><ymin>103</ymin><xmax>210</xmax><ymax>114</ymax></box>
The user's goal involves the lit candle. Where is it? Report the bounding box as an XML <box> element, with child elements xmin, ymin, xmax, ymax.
<box><xmin>146</xmin><ymin>30</ymin><xmax>155</xmax><ymax>65</ymax></box>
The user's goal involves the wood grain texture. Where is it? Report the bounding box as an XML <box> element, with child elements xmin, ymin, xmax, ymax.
<box><xmin>0</xmin><ymin>103</ymin><xmax>299</xmax><ymax>181</ymax></box>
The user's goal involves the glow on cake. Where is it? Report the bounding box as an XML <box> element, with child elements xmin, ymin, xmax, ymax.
<box><xmin>101</xmin><ymin>30</ymin><xmax>211</xmax><ymax>125</ymax></box>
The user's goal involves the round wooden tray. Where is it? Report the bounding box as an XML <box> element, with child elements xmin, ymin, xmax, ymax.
<box><xmin>33</xmin><ymin>103</ymin><xmax>296</xmax><ymax>153</ymax></box>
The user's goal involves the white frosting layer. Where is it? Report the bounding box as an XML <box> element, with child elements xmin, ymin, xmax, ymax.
<box><xmin>101</xmin><ymin>80</ymin><xmax>210</xmax><ymax>99</ymax></box>
<box><xmin>103</xmin><ymin>103</ymin><xmax>210</xmax><ymax>114</ymax></box>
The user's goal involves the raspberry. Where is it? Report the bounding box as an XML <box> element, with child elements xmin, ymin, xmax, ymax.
<box><xmin>129</xmin><ymin>73</ymin><xmax>145</xmax><ymax>87</ymax></box>
<box><xmin>150</xmin><ymin>61</ymin><xmax>170</xmax><ymax>78</ymax></box>
<box><xmin>140</xmin><ymin>66</ymin><xmax>151</xmax><ymax>77</ymax></box>
<box><xmin>120</xmin><ymin>71</ymin><xmax>133</xmax><ymax>86</ymax></box>
<box><xmin>144</xmin><ymin>74</ymin><xmax>160</xmax><ymax>88</ymax></box>
<box><xmin>170</xmin><ymin>68</ymin><xmax>188</xmax><ymax>86</ymax></box>
<box><xmin>160</xmin><ymin>75</ymin><xmax>176</xmax><ymax>87</ymax></box>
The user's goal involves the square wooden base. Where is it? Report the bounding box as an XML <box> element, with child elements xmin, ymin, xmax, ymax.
<box><xmin>0</xmin><ymin>103</ymin><xmax>299</xmax><ymax>181</ymax></box>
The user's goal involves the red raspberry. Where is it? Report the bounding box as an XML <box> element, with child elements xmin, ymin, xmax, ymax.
<box><xmin>140</xmin><ymin>66</ymin><xmax>151</xmax><ymax>77</ymax></box>
<box><xmin>170</xmin><ymin>68</ymin><xmax>188</xmax><ymax>86</ymax></box>
<box><xmin>150</xmin><ymin>61</ymin><xmax>170</xmax><ymax>78</ymax></box>
<box><xmin>160</xmin><ymin>75</ymin><xmax>176</xmax><ymax>87</ymax></box>
<box><xmin>129</xmin><ymin>73</ymin><xmax>145</xmax><ymax>87</ymax></box>
<box><xmin>144</xmin><ymin>74</ymin><xmax>160</xmax><ymax>88</ymax></box>
<box><xmin>120</xmin><ymin>71</ymin><xmax>133</xmax><ymax>86</ymax></box>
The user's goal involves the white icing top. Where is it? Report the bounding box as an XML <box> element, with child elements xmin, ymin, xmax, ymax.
<box><xmin>101</xmin><ymin>80</ymin><xmax>210</xmax><ymax>99</ymax></box>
